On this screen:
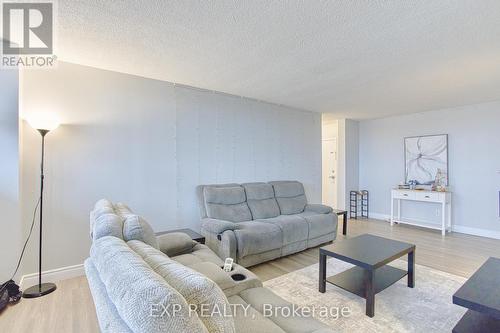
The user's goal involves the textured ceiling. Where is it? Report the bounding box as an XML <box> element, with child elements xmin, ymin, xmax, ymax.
<box><xmin>56</xmin><ymin>0</ymin><xmax>500</xmax><ymax>119</ymax></box>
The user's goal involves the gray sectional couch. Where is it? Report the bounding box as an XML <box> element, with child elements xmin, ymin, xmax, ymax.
<box><xmin>197</xmin><ymin>181</ymin><xmax>338</xmax><ymax>267</ymax></box>
<box><xmin>86</xmin><ymin>199</ymin><xmax>333</xmax><ymax>333</ymax></box>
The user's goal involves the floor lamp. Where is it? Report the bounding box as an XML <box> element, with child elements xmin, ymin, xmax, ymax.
<box><xmin>23</xmin><ymin>117</ymin><xmax>60</xmax><ymax>298</ymax></box>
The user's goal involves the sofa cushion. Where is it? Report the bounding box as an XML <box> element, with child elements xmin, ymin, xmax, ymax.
<box><xmin>172</xmin><ymin>243</ymin><xmax>225</xmax><ymax>267</ymax></box>
<box><xmin>157</xmin><ymin>232</ymin><xmax>196</xmax><ymax>257</ymax></box>
<box><xmin>204</xmin><ymin>186</ymin><xmax>252</xmax><ymax>222</ymax></box>
<box><xmin>256</xmin><ymin>215</ymin><xmax>308</xmax><ymax>245</ymax></box>
<box><xmin>239</xmin><ymin>287</ymin><xmax>331</xmax><ymax>333</ymax></box>
<box><xmin>84</xmin><ymin>259</ymin><xmax>133</xmax><ymax>333</ymax></box>
<box><xmin>269</xmin><ymin>181</ymin><xmax>307</xmax><ymax>215</ymax></box>
<box><xmin>228</xmin><ymin>295</ymin><xmax>286</xmax><ymax>333</ymax></box>
<box><xmin>113</xmin><ymin>202</ymin><xmax>133</xmax><ymax>217</ymax></box>
<box><xmin>234</xmin><ymin>221</ymin><xmax>282</xmax><ymax>257</ymax></box>
<box><xmin>128</xmin><ymin>240</ymin><xmax>235</xmax><ymax>333</ymax></box>
<box><xmin>197</xmin><ymin>184</ymin><xmax>241</xmax><ymax>218</ymax></box>
<box><xmin>298</xmin><ymin>211</ymin><xmax>336</xmax><ymax>239</ymax></box>
<box><xmin>90</xmin><ymin>236</ymin><xmax>207</xmax><ymax>333</ymax></box>
<box><xmin>242</xmin><ymin>183</ymin><xmax>280</xmax><ymax>219</ymax></box>
<box><xmin>92</xmin><ymin>213</ymin><xmax>124</xmax><ymax>241</ymax></box>
<box><xmin>90</xmin><ymin>199</ymin><xmax>115</xmax><ymax>239</ymax></box>
<box><xmin>304</xmin><ymin>204</ymin><xmax>333</xmax><ymax>214</ymax></box>
<box><xmin>122</xmin><ymin>214</ymin><xmax>159</xmax><ymax>250</ymax></box>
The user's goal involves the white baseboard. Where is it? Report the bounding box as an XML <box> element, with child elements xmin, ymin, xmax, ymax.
<box><xmin>451</xmin><ymin>225</ymin><xmax>500</xmax><ymax>240</ymax></box>
<box><xmin>20</xmin><ymin>264</ymin><xmax>85</xmax><ymax>290</ymax></box>
<box><xmin>367</xmin><ymin>212</ymin><xmax>391</xmax><ymax>221</ymax></box>
<box><xmin>368</xmin><ymin>212</ymin><xmax>500</xmax><ymax>240</ymax></box>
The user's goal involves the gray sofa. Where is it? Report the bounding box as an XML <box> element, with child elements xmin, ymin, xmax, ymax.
<box><xmin>86</xmin><ymin>199</ymin><xmax>333</xmax><ymax>333</ymax></box>
<box><xmin>197</xmin><ymin>181</ymin><xmax>338</xmax><ymax>267</ymax></box>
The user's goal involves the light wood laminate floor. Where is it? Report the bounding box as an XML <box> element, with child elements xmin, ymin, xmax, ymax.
<box><xmin>1</xmin><ymin>218</ymin><xmax>499</xmax><ymax>333</ymax></box>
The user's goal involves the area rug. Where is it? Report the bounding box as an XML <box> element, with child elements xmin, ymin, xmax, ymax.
<box><xmin>263</xmin><ymin>258</ymin><xmax>467</xmax><ymax>332</ymax></box>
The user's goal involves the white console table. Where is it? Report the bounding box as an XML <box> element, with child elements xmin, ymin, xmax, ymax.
<box><xmin>390</xmin><ymin>189</ymin><xmax>452</xmax><ymax>236</ymax></box>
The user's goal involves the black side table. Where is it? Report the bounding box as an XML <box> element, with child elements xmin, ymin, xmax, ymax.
<box><xmin>332</xmin><ymin>209</ymin><xmax>348</xmax><ymax>235</ymax></box>
<box><xmin>156</xmin><ymin>228</ymin><xmax>205</xmax><ymax>244</ymax></box>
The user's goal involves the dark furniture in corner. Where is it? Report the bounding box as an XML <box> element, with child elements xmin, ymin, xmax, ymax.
<box><xmin>319</xmin><ymin>234</ymin><xmax>415</xmax><ymax>317</ymax></box>
<box><xmin>452</xmin><ymin>257</ymin><xmax>500</xmax><ymax>332</ymax></box>
<box><xmin>156</xmin><ymin>228</ymin><xmax>205</xmax><ymax>244</ymax></box>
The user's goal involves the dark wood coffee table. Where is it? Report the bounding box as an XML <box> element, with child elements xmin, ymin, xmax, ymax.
<box><xmin>319</xmin><ymin>234</ymin><xmax>415</xmax><ymax>317</ymax></box>
<box><xmin>452</xmin><ymin>257</ymin><xmax>500</xmax><ymax>332</ymax></box>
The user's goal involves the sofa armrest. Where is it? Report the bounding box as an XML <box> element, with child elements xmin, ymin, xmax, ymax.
<box><xmin>157</xmin><ymin>232</ymin><xmax>197</xmax><ymax>257</ymax></box>
<box><xmin>200</xmin><ymin>221</ymin><xmax>238</xmax><ymax>261</ymax></box>
<box><xmin>200</xmin><ymin>218</ymin><xmax>240</xmax><ymax>234</ymax></box>
<box><xmin>305</xmin><ymin>204</ymin><xmax>333</xmax><ymax>214</ymax></box>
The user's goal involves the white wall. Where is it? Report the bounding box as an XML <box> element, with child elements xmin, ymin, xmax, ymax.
<box><xmin>359</xmin><ymin>101</ymin><xmax>500</xmax><ymax>238</ymax></box>
<box><xmin>337</xmin><ymin>119</ymin><xmax>360</xmax><ymax>210</ymax></box>
<box><xmin>0</xmin><ymin>68</ymin><xmax>20</xmax><ymax>282</ymax></box>
<box><xmin>18</xmin><ymin>61</ymin><xmax>322</xmax><ymax>275</ymax></box>
<box><xmin>345</xmin><ymin>119</ymin><xmax>360</xmax><ymax>207</ymax></box>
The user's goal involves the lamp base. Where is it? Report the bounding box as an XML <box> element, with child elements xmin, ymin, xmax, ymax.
<box><xmin>22</xmin><ymin>283</ymin><xmax>57</xmax><ymax>298</ymax></box>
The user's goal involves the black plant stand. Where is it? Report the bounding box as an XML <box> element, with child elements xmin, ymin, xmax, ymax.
<box><xmin>350</xmin><ymin>190</ymin><xmax>369</xmax><ymax>219</ymax></box>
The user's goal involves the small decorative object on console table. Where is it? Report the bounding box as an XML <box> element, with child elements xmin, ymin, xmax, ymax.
<box><xmin>452</xmin><ymin>257</ymin><xmax>500</xmax><ymax>332</ymax></box>
<box><xmin>319</xmin><ymin>234</ymin><xmax>415</xmax><ymax>318</ymax></box>
<box><xmin>156</xmin><ymin>228</ymin><xmax>205</xmax><ymax>244</ymax></box>
<box><xmin>390</xmin><ymin>189</ymin><xmax>452</xmax><ymax>236</ymax></box>
<box><xmin>432</xmin><ymin>168</ymin><xmax>447</xmax><ymax>192</ymax></box>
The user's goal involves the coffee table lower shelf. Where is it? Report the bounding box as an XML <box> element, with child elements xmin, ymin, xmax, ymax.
<box><xmin>326</xmin><ymin>265</ymin><xmax>408</xmax><ymax>298</ymax></box>
<box><xmin>452</xmin><ymin>310</ymin><xmax>500</xmax><ymax>333</ymax></box>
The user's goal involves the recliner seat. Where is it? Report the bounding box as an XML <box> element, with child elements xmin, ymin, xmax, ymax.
<box><xmin>197</xmin><ymin>181</ymin><xmax>338</xmax><ymax>267</ymax></box>
<box><xmin>85</xmin><ymin>199</ymin><xmax>333</xmax><ymax>333</ymax></box>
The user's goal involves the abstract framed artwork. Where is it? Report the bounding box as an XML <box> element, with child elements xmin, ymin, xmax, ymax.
<box><xmin>404</xmin><ymin>134</ymin><xmax>448</xmax><ymax>186</ymax></box>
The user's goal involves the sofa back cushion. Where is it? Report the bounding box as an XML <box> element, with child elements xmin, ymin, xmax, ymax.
<box><xmin>116</xmin><ymin>202</ymin><xmax>159</xmax><ymax>250</ymax></box>
<box><xmin>269</xmin><ymin>181</ymin><xmax>308</xmax><ymax>215</ymax></box>
<box><xmin>92</xmin><ymin>213</ymin><xmax>124</xmax><ymax>241</ymax></box>
<box><xmin>203</xmin><ymin>186</ymin><xmax>252</xmax><ymax>222</ymax></box>
<box><xmin>129</xmin><ymin>240</ymin><xmax>235</xmax><ymax>333</ymax></box>
<box><xmin>242</xmin><ymin>183</ymin><xmax>280</xmax><ymax>219</ymax></box>
<box><xmin>90</xmin><ymin>236</ymin><xmax>208</xmax><ymax>333</ymax></box>
<box><xmin>90</xmin><ymin>199</ymin><xmax>123</xmax><ymax>241</ymax></box>
<box><xmin>196</xmin><ymin>183</ymin><xmax>240</xmax><ymax>218</ymax></box>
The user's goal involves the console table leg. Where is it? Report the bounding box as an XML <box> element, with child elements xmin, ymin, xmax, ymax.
<box><xmin>441</xmin><ymin>202</ymin><xmax>446</xmax><ymax>236</ymax></box>
<box><xmin>319</xmin><ymin>253</ymin><xmax>326</xmax><ymax>293</ymax></box>
<box><xmin>365</xmin><ymin>269</ymin><xmax>375</xmax><ymax>317</ymax></box>
<box><xmin>408</xmin><ymin>250</ymin><xmax>415</xmax><ymax>288</ymax></box>
<box><xmin>397</xmin><ymin>199</ymin><xmax>401</xmax><ymax>221</ymax></box>
<box><xmin>390</xmin><ymin>197</ymin><xmax>394</xmax><ymax>226</ymax></box>
<box><xmin>343</xmin><ymin>213</ymin><xmax>347</xmax><ymax>235</ymax></box>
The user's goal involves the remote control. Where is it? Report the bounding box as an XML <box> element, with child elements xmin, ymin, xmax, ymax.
<box><xmin>223</xmin><ymin>258</ymin><xmax>234</xmax><ymax>272</ymax></box>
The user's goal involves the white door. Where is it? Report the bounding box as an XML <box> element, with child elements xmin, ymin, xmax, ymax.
<box><xmin>322</xmin><ymin>138</ymin><xmax>337</xmax><ymax>208</ymax></box>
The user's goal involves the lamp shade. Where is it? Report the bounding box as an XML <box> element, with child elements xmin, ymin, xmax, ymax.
<box><xmin>27</xmin><ymin>114</ymin><xmax>60</xmax><ymax>131</ymax></box>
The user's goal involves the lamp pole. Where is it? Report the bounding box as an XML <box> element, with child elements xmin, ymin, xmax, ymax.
<box><xmin>23</xmin><ymin>129</ymin><xmax>57</xmax><ymax>298</ymax></box>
